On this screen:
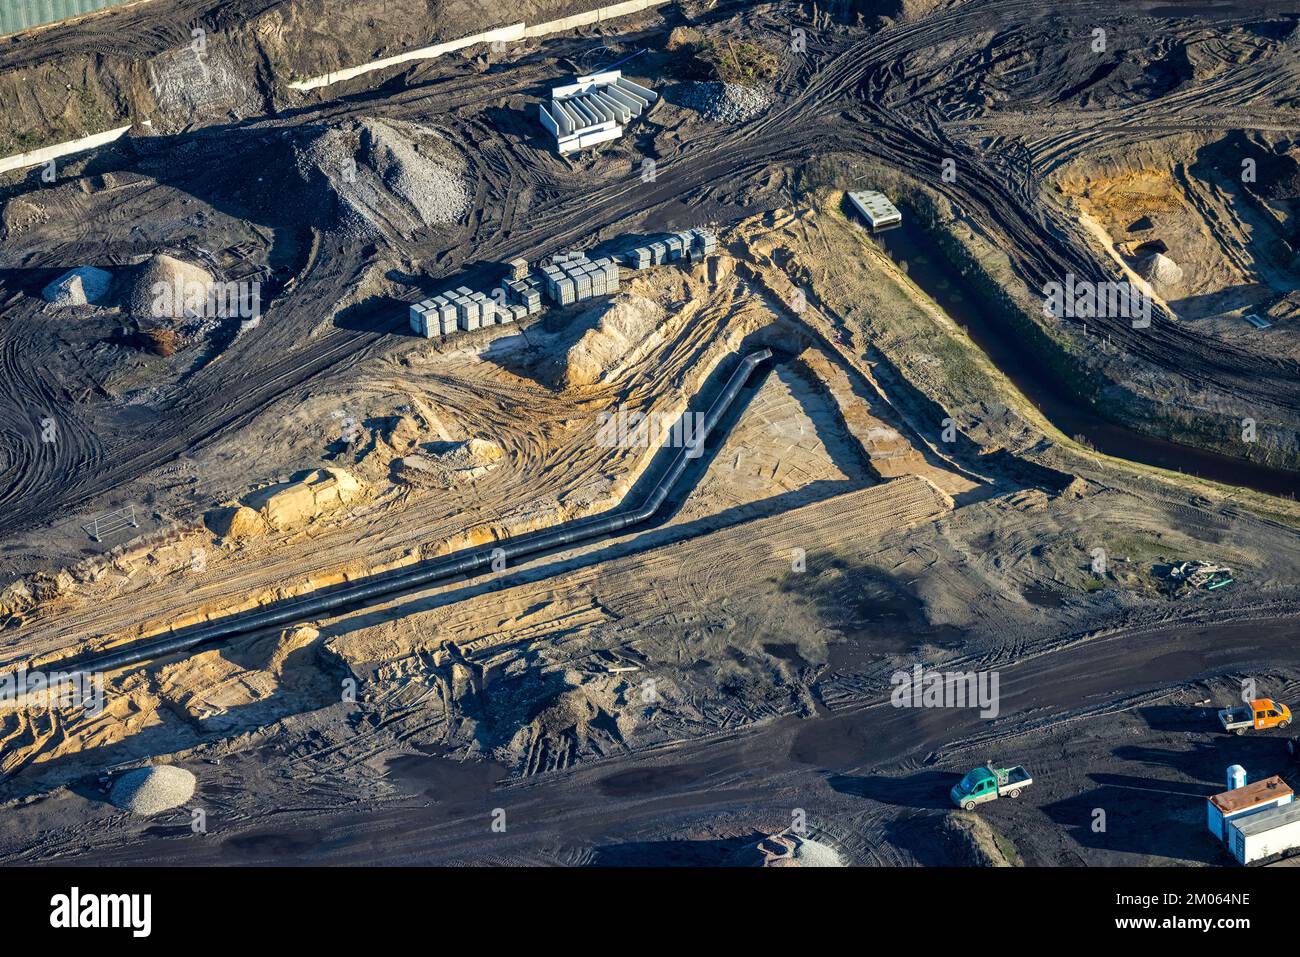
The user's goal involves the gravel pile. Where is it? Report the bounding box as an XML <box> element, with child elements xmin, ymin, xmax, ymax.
<box><xmin>296</xmin><ymin>118</ymin><xmax>471</xmax><ymax>240</ymax></box>
<box><xmin>678</xmin><ymin>82</ymin><xmax>773</xmax><ymax>123</ymax></box>
<box><xmin>110</xmin><ymin>765</ymin><xmax>196</xmax><ymax>815</ymax></box>
<box><xmin>42</xmin><ymin>266</ymin><xmax>112</xmax><ymax>308</ymax></box>
<box><xmin>128</xmin><ymin>254</ymin><xmax>214</xmax><ymax>320</ymax></box>
<box><xmin>790</xmin><ymin>838</ymin><xmax>845</xmax><ymax>867</ymax></box>
<box><xmin>1137</xmin><ymin>251</ymin><xmax>1184</xmax><ymax>287</ymax></box>
<box><xmin>361</xmin><ymin>119</ymin><xmax>471</xmax><ymax>228</ymax></box>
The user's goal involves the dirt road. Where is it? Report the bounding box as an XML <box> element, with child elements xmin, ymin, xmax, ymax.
<box><xmin>12</xmin><ymin>611</ymin><xmax>1298</xmax><ymax>866</ymax></box>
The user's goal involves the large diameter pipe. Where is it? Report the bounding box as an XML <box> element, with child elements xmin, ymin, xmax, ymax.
<box><xmin>23</xmin><ymin>349</ymin><xmax>772</xmax><ymax>680</ymax></box>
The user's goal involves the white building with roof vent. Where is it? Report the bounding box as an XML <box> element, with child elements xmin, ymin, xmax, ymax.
<box><xmin>538</xmin><ymin>70</ymin><xmax>658</xmax><ymax>154</ymax></box>
<box><xmin>847</xmin><ymin>190</ymin><xmax>902</xmax><ymax>230</ymax></box>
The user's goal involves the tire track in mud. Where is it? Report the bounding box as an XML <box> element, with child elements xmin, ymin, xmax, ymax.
<box><xmin>4</xmin><ymin>0</ymin><xmax>1299</xmax><ymax>543</ymax></box>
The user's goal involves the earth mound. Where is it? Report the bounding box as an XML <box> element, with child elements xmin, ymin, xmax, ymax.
<box><xmin>109</xmin><ymin>765</ymin><xmax>196</xmax><ymax>815</ymax></box>
<box><xmin>562</xmin><ymin>293</ymin><xmax>664</xmax><ymax>389</ymax></box>
<box><xmin>295</xmin><ymin>118</ymin><xmax>471</xmax><ymax>240</ymax></box>
<box><xmin>128</xmin><ymin>254</ymin><xmax>215</xmax><ymax>320</ymax></box>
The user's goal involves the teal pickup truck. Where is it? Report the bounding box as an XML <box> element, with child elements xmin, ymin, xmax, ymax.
<box><xmin>950</xmin><ymin>763</ymin><xmax>1033</xmax><ymax>810</ymax></box>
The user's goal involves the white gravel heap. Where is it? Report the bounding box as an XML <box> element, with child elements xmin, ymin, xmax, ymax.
<box><xmin>791</xmin><ymin>838</ymin><xmax>845</xmax><ymax>866</ymax></box>
<box><xmin>110</xmin><ymin>765</ymin><xmax>196</xmax><ymax>815</ymax></box>
<box><xmin>1137</xmin><ymin>251</ymin><xmax>1184</xmax><ymax>287</ymax></box>
<box><xmin>295</xmin><ymin>118</ymin><xmax>471</xmax><ymax>239</ymax></box>
<box><xmin>42</xmin><ymin>266</ymin><xmax>112</xmax><ymax>308</ymax></box>
<box><xmin>679</xmin><ymin>82</ymin><xmax>773</xmax><ymax>123</ymax></box>
<box><xmin>361</xmin><ymin>119</ymin><xmax>471</xmax><ymax>228</ymax></box>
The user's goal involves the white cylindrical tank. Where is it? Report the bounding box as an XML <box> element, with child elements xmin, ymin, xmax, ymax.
<box><xmin>1228</xmin><ymin>765</ymin><xmax>1247</xmax><ymax>790</ymax></box>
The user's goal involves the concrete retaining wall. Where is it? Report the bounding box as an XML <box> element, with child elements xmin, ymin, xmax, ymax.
<box><xmin>0</xmin><ymin>124</ymin><xmax>133</xmax><ymax>176</ymax></box>
<box><xmin>288</xmin><ymin>22</ymin><xmax>527</xmax><ymax>92</ymax></box>
<box><xmin>523</xmin><ymin>0</ymin><xmax>668</xmax><ymax>38</ymax></box>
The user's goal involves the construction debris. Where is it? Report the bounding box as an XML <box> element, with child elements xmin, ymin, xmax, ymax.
<box><xmin>677</xmin><ymin>81</ymin><xmax>772</xmax><ymax>123</ymax></box>
<box><xmin>1169</xmin><ymin>559</ymin><xmax>1234</xmax><ymax>592</ymax></box>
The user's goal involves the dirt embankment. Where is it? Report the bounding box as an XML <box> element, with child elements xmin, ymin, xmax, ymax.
<box><xmin>0</xmin><ymin>0</ymin><xmax>640</xmax><ymax>158</ymax></box>
<box><xmin>808</xmin><ymin>151</ymin><xmax>1300</xmax><ymax>476</ymax></box>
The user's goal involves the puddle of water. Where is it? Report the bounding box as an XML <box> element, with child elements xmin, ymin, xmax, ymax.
<box><xmin>1022</xmin><ymin>583</ymin><xmax>1067</xmax><ymax>608</ymax></box>
<box><xmin>874</xmin><ymin>220</ymin><xmax>1300</xmax><ymax>496</ymax></box>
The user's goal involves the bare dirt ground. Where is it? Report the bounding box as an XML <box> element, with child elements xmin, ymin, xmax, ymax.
<box><xmin>0</xmin><ymin>0</ymin><xmax>1299</xmax><ymax>866</ymax></box>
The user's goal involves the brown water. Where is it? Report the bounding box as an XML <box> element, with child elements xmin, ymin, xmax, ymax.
<box><xmin>874</xmin><ymin>221</ymin><xmax>1299</xmax><ymax>498</ymax></box>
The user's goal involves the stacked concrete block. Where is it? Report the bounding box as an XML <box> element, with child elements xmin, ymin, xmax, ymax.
<box><xmin>504</xmin><ymin>276</ymin><xmax>543</xmax><ymax>314</ymax></box>
<box><xmin>521</xmin><ymin>275</ymin><xmax>544</xmax><ymax>314</ymax></box>
<box><xmin>408</xmin><ymin>264</ymin><xmax>560</xmax><ymax>342</ymax></box>
<box><xmin>410</xmin><ymin>294</ymin><xmax>466</xmax><ymax>338</ymax></box>
<box><xmin>456</xmin><ymin>295</ymin><xmax>478</xmax><ymax>331</ymax></box>
<box><xmin>541</xmin><ymin>70</ymin><xmax>660</xmax><ymax>154</ymax></box>
<box><xmin>539</xmin><ymin>251</ymin><xmax>624</xmax><ymax>306</ymax></box>
<box><xmin>602</xmin><ymin>258</ymin><xmax>620</xmax><ymax>293</ymax></box>
<box><xmin>624</xmin><ymin>247</ymin><xmax>652</xmax><ymax>270</ymax></box>
<box><xmin>409</xmin><ymin>301</ymin><xmax>431</xmax><ymax>337</ymax></box>
<box><xmin>690</xmin><ymin>227</ymin><xmax>718</xmax><ymax>257</ymax></box>
<box><xmin>666</xmin><ymin>234</ymin><xmax>685</xmax><ymax>261</ymax></box>
<box><xmin>473</xmin><ymin>291</ymin><xmax>493</xmax><ymax>327</ymax></box>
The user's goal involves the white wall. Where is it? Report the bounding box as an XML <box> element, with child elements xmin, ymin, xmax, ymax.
<box><xmin>0</xmin><ymin>124</ymin><xmax>132</xmax><ymax>176</ymax></box>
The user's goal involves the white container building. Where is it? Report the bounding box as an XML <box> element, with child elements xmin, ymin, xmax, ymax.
<box><xmin>847</xmin><ymin>189</ymin><xmax>902</xmax><ymax>230</ymax></box>
<box><xmin>1229</xmin><ymin>802</ymin><xmax>1300</xmax><ymax>865</ymax></box>
<box><xmin>1206</xmin><ymin>773</ymin><xmax>1293</xmax><ymax>841</ymax></box>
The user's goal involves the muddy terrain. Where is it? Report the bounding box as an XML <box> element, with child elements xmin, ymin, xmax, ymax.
<box><xmin>0</xmin><ymin>0</ymin><xmax>1298</xmax><ymax>867</ymax></box>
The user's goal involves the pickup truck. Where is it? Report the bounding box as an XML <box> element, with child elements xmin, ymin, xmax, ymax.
<box><xmin>1219</xmin><ymin>698</ymin><xmax>1292</xmax><ymax>735</ymax></box>
<box><xmin>950</xmin><ymin>763</ymin><xmax>1033</xmax><ymax>810</ymax></box>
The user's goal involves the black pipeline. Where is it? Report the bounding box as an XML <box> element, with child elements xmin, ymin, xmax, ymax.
<box><xmin>23</xmin><ymin>348</ymin><xmax>773</xmax><ymax>681</ymax></box>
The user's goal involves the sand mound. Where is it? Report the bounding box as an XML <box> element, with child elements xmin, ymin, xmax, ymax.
<box><xmin>155</xmin><ymin>625</ymin><xmax>334</xmax><ymax>730</ymax></box>
<box><xmin>563</xmin><ymin>293</ymin><xmax>664</xmax><ymax>388</ymax></box>
<box><xmin>296</xmin><ymin>118</ymin><xmax>470</xmax><ymax>240</ymax></box>
<box><xmin>204</xmin><ymin>504</ymin><xmax>267</xmax><ymax>540</ymax></box>
<box><xmin>1136</xmin><ymin>251</ymin><xmax>1184</xmax><ymax>286</ymax></box>
<box><xmin>42</xmin><ymin>266</ymin><xmax>112</xmax><ymax>308</ymax></box>
<box><xmin>245</xmin><ymin>467</ymin><xmax>367</xmax><ymax>532</ymax></box>
<box><xmin>110</xmin><ymin>765</ymin><xmax>196</xmax><ymax>815</ymax></box>
<box><xmin>128</xmin><ymin>254</ymin><xmax>214</xmax><ymax>320</ymax></box>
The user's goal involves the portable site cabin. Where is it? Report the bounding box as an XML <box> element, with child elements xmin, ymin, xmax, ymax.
<box><xmin>1229</xmin><ymin>802</ymin><xmax>1300</xmax><ymax>865</ymax></box>
<box><xmin>847</xmin><ymin>190</ymin><xmax>902</xmax><ymax>230</ymax></box>
<box><xmin>1206</xmin><ymin>774</ymin><xmax>1293</xmax><ymax>841</ymax></box>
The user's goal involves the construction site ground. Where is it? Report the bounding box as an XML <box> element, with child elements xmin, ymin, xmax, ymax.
<box><xmin>1</xmin><ymin>0</ymin><xmax>1299</xmax><ymax>866</ymax></box>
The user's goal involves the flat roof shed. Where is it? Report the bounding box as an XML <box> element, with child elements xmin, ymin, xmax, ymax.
<box><xmin>847</xmin><ymin>189</ymin><xmax>902</xmax><ymax>229</ymax></box>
